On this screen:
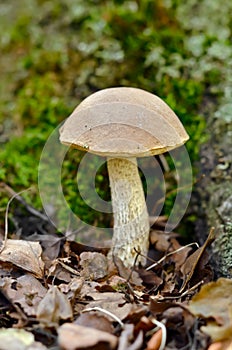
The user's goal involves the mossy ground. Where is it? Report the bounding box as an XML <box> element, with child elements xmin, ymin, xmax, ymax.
<box><xmin>1</xmin><ymin>0</ymin><xmax>231</xmax><ymax>235</ymax></box>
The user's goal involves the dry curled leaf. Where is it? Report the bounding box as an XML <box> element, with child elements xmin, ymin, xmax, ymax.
<box><xmin>180</xmin><ymin>228</ymin><xmax>214</xmax><ymax>292</ymax></box>
<box><xmin>76</xmin><ymin>312</ymin><xmax>114</xmax><ymax>334</ymax></box>
<box><xmin>83</xmin><ymin>292</ymin><xmax>132</xmax><ymax>322</ymax></box>
<box><xmin>150</xmin><ymin>230</ymin><xmax>171</xmax><ymax>251</ymax></box>
<box><xmin>37</xmin><ymin>285</ymin><xmax>73</xmax><ymax>326</ymax></box>
<box><xmin>189</xmin><ymin>278</ymin><xmax>232</xmax><ymax>342</ymax></box>
<box><xmin>0</xmin><ymin>239</ymin><xmax>44</xmax><ymax>278</ymax></box>
<box><xmin>113</xmin><ymin>256</ymin><xmax>143</xmax><ymax>286</ymax></box>
<box><xmin>1</xmin><ymin>274</ymin><xmax>47</xmax><ymax>316</ymax></box>
<box><xmin>58</xmin><ymin>323</ymin><xmax>118</xmax><ymax>350</ymax></box>
<box><xmin>28</xmin><ymin>232</ymin><xmax>62</xmax><ymax>260</ymax></box>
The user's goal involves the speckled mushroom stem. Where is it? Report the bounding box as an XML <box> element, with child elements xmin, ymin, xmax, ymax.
<box><xmin>107</xmin><ymin>157</ymin><xmax>150</xmax><ymax>267</ymax></box>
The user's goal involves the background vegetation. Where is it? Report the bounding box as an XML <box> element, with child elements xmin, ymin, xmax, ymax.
<box><xmin>1</xmin><ymin>0</ymin><xmax>231</xmax><ymax>235</ymax></box>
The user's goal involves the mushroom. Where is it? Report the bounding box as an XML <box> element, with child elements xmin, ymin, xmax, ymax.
<box><xmin>59</xmin><ymin>87</ymin><xmax>189</xmax><ymax>267</ymax></box>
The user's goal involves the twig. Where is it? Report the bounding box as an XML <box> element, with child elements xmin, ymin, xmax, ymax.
<box><xmin>0</xmin><ymin>188</ymin><xmax>32</xmax><ymax>253</ymax></box>
<box><xmin>0</xmin><ymin>182</ymin><xmax>49</xmax><ymax>221</ymax></box>
<box><xmin>146</xmin><ymin>242</ymin><xmax>199</xmax><ymax>271</ymax></box>
<box><xmin>126</xmin><ymin>248</ymin><xmax>140</xmax><ymax>283</ymax></box>
<box><xmin>83</xmin><ymin>306</ymin><xmax>124</xmax><ymax>329</ymax></box>
<box><xmin>152</xmin><ymin>280</ymin><xmax>204</xmax><ymax>302</ymax></box>
<box><xmin>179</xmin><ymin>280</ymin><xmax>203</xmax><ymax>297</ymax></box>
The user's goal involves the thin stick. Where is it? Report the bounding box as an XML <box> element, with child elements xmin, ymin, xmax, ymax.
<box><xmin>83</xmin><ymin>306</ymin><xmax>124</xmax><ymax>329</ymax></box>
<box><xmin>0</xmin><ymin>182</ymin><xmax>49</xmax><ymax>221</ymax></box>
<box><xmin>0</xmin><ymin>188</ymin><xmax>31</xmax><ymax>253</ymax></box>
<box><xmin>146</xmin><ymin>242</ymin><xmax>199</xmax><ymax>271</ymax></box>
<box><xmin>152</xmin><ymin>280</ymin><xmax>204</xmax><ymax>302</ymax></box>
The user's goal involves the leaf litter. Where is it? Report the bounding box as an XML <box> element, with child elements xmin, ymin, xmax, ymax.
<box><xmin>0</xmin><ymin>188</ymin><xmax>228</xmax><ymax>350</ymax></box>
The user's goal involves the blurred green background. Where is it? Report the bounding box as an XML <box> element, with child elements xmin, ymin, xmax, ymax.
<box><xmin>1</xmin><ymin>0</ymin><xmax>232</xmax><ymax>235</ymax></box>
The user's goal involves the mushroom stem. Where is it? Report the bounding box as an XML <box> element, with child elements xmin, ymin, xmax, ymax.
<box><xmin>107</xmin><ymin>157</ymin><xmax>150</xmax><ymax>267</ymax></box>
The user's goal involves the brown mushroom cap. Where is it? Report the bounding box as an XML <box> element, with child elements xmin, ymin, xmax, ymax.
<box><xmin>59</xmin><ymin>87</ymin><xmax>189</xmax><ymax>157</ymax></box>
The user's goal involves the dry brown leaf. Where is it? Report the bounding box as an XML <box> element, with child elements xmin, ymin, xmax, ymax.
<box><xmin>76</xmin><ymin>312</ymin><xmax>114</xmax><ymax>333</ymax></box>
<box><xmin>161</xmin><ymin>277</ymin><xmax>176</xmax><ymax>295</ymax></box>
<box><xmin>189</xmin><ymin>278</ymin><xmax>232</xmax><ymax>342</ymax></box>
<box><xmin>150</xmin><ymin>298</ymin><xmax>176</xmax><ymax>317</ymax></box>
<box><xmin>150</xmin><ymin>230</ymin><xmax>171</xmax><ymax>251</ymax></box>
<box><xmin>180</xmin><ymin>228</ymin><xmax>214</xmax><ymax>292</ymax></box>
<box><xmin>84</xmin><ymin>292</ymin><xmax>132</xmax><ymax>321</ymax></box>
<box><xmin>113</xmin><ymin>256</ymin><xmax>143</xmax><ymax>286</ymax></box>
<box><xmin>47</xmin><ymin>257</ymin><xmax>77</xmax><ymax>284</ymax></box>
<box><xmin>138</xmin><ymin>269</ymin><xmax>163</xmax><ymax>290</ymax></box>
<box><xmin>59</xmin><ymin>277</ymin><xmax>84</xmax><ymax>299</ymax></box>
<box><xmin>80</xmin><ymin>252</ymin><xmax>108</xmax><ymax>280</ymax></box>
<box><xmin>79</xmin><ymin>280</ymin><xmax>102</xmax><ymax>298</ymax></box>
<box><xmin>0</xmin><ymin>239</ymin><xmax>44</xmax><ymax>278</ymax></box>
<box><xmin>27</xmin><ymin>232</ymin><xmax>62</xmax><ymax>260</ymax></box>
<box><xmin>97</xmin><ymin>275</ymin><xmax>128</xmax><ymax>292</ymax></box>
<box><xmin>125</xmin><ymin>304</ymin><xmax>148</xmax><ymax>324</ymax></box>
<box><xmin>36</xmin><ymin>285</ymin><xmax>73</xmax><ymax>326</ymax></box>
<box><xmin>169</xmin><ymin>244</ymin><xmax>193</xmax><ymax>271</ymax></box>
<box><xmin>1</xmin><ymin>274</ymin><xmax>47</xmax><ymax>316</ymax></box>
<box><xmin>58</xmin><ymin>323</ymin><xmax>117</xmax><ymax>350</ymax></box>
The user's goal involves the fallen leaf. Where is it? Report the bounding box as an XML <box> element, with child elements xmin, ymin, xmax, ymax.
<box><xmin>150</xmin><ymin>230</ymin><xmax>171</xmax><ymax>251</ymax></box>
<box><xmin>36</xmin><ymin>285</ymin><xmax>73</xmax><ymax>326</ymax></box>
<box><xmin>58</xmin><ymin>323</ymin><xmax>117</xmax><ymax>350</ymax></box>
<box><xmin>189</xmin><ymin>278</ymin><xmax>232</xmax><ymax>341</ymax></box>
<box><xmin>84</xmin><ymin>292</ymin><xmax>132</xmax><ymax>322</ymax></box>
<box><xmin>163</xmin><ymin>306</ymin><xmax>187</xmax><ymax>327</ymax></box>
<box><xmin>1</xmin><ymin>274</ymin><xmax>47</xmax><ymax>315</ymax></box>
<box><xmin>124</xmin><ymin>304</ymin><xmax>148</xmax><ymax>324</ymax></box>
<box><xmin>59</xmin><ymin>277</ymin><xmax>84</xmax><ymax>299</ymax></box>
<box><xmin>180</xmin><ymin>228</ymin><xmax>214</xmax><ymax>292</ymax></box>
<box><xmin>168</xmin><ymin>243</ymin><xmax>193</xmax><ymax>271</ymax></box>
<box><xmin>96</xmin><ymin>275</ymin><xmax>128</xmax><ymax>292</ymax></box>
<box><xmin>75</xmin><ymin>312</ymin><xmax>114</xmax><ymax>333</ymax></box>
<box><xmin>113</xmin><ymin>256</ymin><xmax>143</xmax><ymax>286</ymax></box>
<box><xmin>150</xmin><ymin>298</ymin><xmax>184</xmax><ymax>317</ymax></box>
<box><xmin>67</xmin><ymin>240</ymin><xmax>109</xmax><ymax>256</ymax></box>
<box><xmin>138</xmin><ymin>269</ymin><xmax>163</xmax><ymax>290</ymax></box>
<box><xmin>80</xmin><ymin>252</ymin><xmax>108</xmax><ymax>280</ymax></box>
<box><xmin>0</xmin><ymin>240</ymin><xmax>44</xmax><ymax>278</ymax></box>
<box><xmin>27</xmin><ymin>232</ymin><xmax>62</xmax><ymax>260</ymax></box>
<box><xmin>47</xmin><ymin>257</ymin><xmax>75</xmax><ymax>283</ymax></box>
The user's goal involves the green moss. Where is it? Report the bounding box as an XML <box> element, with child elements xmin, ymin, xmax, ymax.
<box><xmin>1</xmin><ymin>0</ymin><xmax>231</xmax><ymax>233</ymax></box>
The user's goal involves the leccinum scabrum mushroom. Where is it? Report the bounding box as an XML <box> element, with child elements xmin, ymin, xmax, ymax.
<box><xmin>59</xmin><ymin>87</ymin><xmax>189</xmax><ymax>267</ymax></box>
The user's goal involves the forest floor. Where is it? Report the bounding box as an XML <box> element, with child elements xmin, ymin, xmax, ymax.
<box><xmin>0</xmin><ymin>187</ymin><xmax>231</xmax><ymax>350</ymax></box>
